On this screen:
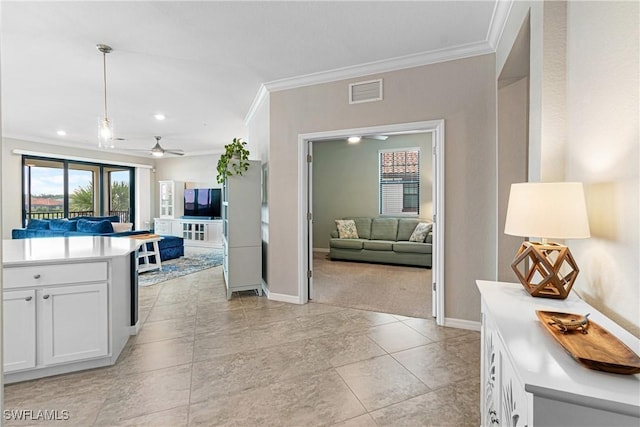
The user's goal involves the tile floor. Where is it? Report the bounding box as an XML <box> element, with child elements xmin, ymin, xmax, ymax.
<box><xmin>4</xmin><ymin>265</ymin><xmax>480</xmax><ymax>426</ymax></box>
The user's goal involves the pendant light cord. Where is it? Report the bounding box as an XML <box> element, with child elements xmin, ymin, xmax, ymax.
<box><xmin>103</xmin><ymin>51</ymin><xmax>108</xmax><ymax>119</ymax></box>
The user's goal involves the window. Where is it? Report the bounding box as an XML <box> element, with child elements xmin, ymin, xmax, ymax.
<box><xmin>22</xmin><ymin>156</ymin><xmax>134</xmax><ymax>226</ymax></box>
<box><xmin>379</xmin><ymin>149</ymin><xmax>420</xmax><ymax>216</ymax></box>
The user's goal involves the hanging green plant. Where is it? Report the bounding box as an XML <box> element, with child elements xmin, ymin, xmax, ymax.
<box><xmin>216</xmin><ymin>137</ymin><xmax>251</xmax><ymax>183</ymax></box>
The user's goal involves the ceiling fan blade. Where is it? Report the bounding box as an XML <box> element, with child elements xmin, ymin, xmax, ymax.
<box><xmin>365</xmin><ymin>135</ymin><xmax>389</xmax><ymax>141</ymax></box>
<box><xmin>164</xmin><ymin>150</ymin><xmax>184</xmax><ymax>156</ymax></box>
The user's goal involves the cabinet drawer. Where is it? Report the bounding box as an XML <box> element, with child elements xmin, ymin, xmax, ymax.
<box><xmin>3</xmin><ymin>262</ymin><xmax>108</xmax><ymax>289</ymax></box>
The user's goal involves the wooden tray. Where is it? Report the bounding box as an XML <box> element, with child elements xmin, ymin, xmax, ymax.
<box><xmin>536</xmin><ymin>310</ymin><xmax>640</xmax><ymax>375</ymax></box>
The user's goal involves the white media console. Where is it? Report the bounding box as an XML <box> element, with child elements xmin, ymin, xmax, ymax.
<box><xmin>153</xmin><ymin>217</ymin><xmax>222</xmax><ymax>248</ymax></box>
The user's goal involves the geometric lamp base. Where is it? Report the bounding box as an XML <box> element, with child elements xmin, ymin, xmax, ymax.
<box><xmin>511</xmin><ymin>241</ymin><xmax>580</xmax><ymax>299</ymax></box>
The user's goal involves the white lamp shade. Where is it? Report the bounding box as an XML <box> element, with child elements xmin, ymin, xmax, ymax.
<box><xmin>504</xmin><ymin>182</ymin><xmax>590</xmax><ymax>239</ymax></box>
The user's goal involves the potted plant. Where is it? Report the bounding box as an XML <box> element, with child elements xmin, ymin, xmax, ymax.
<box><xmin>216</xmin><ymin>138</ymin><xmax>250</xmax><ymax>183</ymax></box>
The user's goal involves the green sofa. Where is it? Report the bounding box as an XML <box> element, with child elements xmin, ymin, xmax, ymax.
<box><xmin>329</xmin><ymin>217</ymin><xmax>432</xmax><ymax>268</ymax></box>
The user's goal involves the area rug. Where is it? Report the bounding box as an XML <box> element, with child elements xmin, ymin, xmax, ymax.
<box><xmin>138</xmin><ymin>250</ymin><xmax>224</xmax><ymax>287</ymax></box>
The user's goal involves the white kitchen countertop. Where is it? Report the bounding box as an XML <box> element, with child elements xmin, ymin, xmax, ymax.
<box><xmin>3</xmin><ymin>236</ymin><xmax>141</xmax><ymax>266</ymax></box>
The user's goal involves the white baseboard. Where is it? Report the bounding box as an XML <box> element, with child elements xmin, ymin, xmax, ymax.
<box><xmin>265</xmin><ymin>289</ymin><xmax>303</xmax><ymax>304</ymax></box>
<box><xmin>444</xmin><ymin>317</ymin><xmax>481</xmax><ymax>331</ymax></box>
<box><xmin>129</xmin><ymin>321</ymin><xmax>141</xmax><ymax>336</ymax></box>
<box><xmin>313</xmin><ymin>248</ymin><xmax>329</xmax><ymax>253</ymax></box>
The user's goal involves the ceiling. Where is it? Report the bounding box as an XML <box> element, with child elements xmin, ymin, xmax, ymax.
<box><xmin>1</xmin><ymin>1</ymin><xmax>502</xmax><ymax>158</ymax></box>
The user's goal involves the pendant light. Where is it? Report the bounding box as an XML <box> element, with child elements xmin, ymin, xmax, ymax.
<box><xmin>97</xmin><ymin>44</ymin><xmax>115</xmax><ymax>149</ymax></box>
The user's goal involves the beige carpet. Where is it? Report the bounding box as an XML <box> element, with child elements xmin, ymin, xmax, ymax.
<box><xmin>312</xmin><ymin>251</ymin><xmax>432</xmax><ymax>319</ymax></box>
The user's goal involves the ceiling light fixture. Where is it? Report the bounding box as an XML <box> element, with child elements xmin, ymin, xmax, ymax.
<box><xmin>347</xmin><ymin>136</ymin><xmax>362</xmax><ymax>144</ymax></box>
<box><xmin>153</xmin><ymin>113</ymin><xmax>166</xmax><ymax>121</ymax></box>
<box><xmin>97</xmin><ymin>44</ymin><xmax>115</xmax><ymax>149</ymax></box>
<box><xmin>56</xmin><ymin>130</ymin><xmax>67</xmax><ymax>136</ymax></box>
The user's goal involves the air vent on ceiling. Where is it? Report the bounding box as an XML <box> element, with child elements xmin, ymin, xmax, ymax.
<box><xmin>349</xmin><ymin>79</ymin><xmax>383</xmax><ymax>104</ymax></box>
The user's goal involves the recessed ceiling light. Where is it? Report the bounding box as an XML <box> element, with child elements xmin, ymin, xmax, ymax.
<box><xmin>153</xmin><ymin>113</ymin><xmax>166</xmax><ymax>121</ymax></box>
<box><xmin>56</xmin><ymin>130</ymin><xmax>67</xmax><ymax>136</ymax></box>
<box><xmin>347</xmin><ymin>136</ymin><xmax>361</xmax><ymax>144</ymax></box>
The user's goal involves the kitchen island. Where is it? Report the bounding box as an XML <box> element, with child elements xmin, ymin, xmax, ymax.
<box><xmin>2</xmin><ymin>236</ymin><xmax>142</xmax><ymax>383</ymax></box>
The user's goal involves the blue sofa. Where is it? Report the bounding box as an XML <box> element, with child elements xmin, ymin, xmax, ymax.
<box><xmin>12</xmin><ymin>216</ymin><xmax>184</xmax><ymax>261</ymax></box>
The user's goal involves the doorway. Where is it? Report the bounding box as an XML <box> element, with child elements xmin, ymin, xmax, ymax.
<box><xmin>297</xmin><ymin>120</ymin><xmax>445</xmax><ymax>325</ymax></box>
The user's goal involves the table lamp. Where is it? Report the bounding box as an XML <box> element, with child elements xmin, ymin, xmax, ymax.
<box><xmin>504</xmin><ymin>182</ymin><xmax>590</xmax><ymax>299</ymax></box>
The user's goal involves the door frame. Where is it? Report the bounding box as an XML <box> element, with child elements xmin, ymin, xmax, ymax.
<box><xmin>297</xmin><ymin>119</ymin><xmax>445</xmax><ymax>325</ymax></box>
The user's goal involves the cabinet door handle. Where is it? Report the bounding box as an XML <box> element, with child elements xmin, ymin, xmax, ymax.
<box><xmin>25</xmin><ymin>296</ymin><xmax>32</xmax><ymax>301</ymax></box>
<box><xmin>33</xmin><ymin>274</ymin><xmax>41</xmax><ymax>279</ymax></box>
<box><xmin>42</xmin><ymin>294</ymin><xmax>50</xmax><ymax>299</ymax></box>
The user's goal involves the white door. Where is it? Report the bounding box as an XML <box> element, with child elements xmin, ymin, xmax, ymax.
<box><xmin>39</xmin><ymin>283</ymin><xmax>109</xmax><ymax>365</ymax></box>
<box><xmin>3</xmin><ymin>289</ymin><xmax>37</xmax><ymax>372</ymax></box>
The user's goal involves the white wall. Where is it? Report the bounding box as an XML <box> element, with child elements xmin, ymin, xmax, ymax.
<box><xmin>1</xmin><ymin>138</ymin><xmax>155</xmax><ymax>238</ymax></box>
<box><xmin>498</xmin><ymin>0</ymin><xmax>639</xmax><ymax>337</ymax></box>
<box><xmin>565</xmin><ymin>1</ymin><xmax>639</xmax><ymax>337</ymax></box>
<box><xmin>268</xmin><ymin>54</ymin><xmax>497</xmax><ymax>322</ymax></box>
<box><xmin>153</xmin><ymin>154</ymin><xmax>222</xmax><ymax>219</ymax></box>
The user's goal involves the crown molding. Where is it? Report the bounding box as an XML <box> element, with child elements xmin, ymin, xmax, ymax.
<box><xmin>244</xmin><ymin>39</ymin><xmax>494</xmax><ymax>124</ymax></box>
<box><xmin>487</xmin><ymin>0</ymin><xmax>514</xmax><ymax>50</ymax></box>
<box><xmin>243</xmin><ymin>84</ymin><xmax>269</xmax><ymax>126</ymax></box>
<box><xmin>245</xmin><ymin>2</ymin><xmax>515</xmax><ymax>125</ymax></box>
<box><xmin>265</xmin><ymin>40</ymin><xmax>494</xmax><ymax>93</ymax></box>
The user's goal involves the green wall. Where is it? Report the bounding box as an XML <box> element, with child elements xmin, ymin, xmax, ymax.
<box><xmin>312</xmin><ymin>133</ymin><xmax>433</xmax><ymax>249</ymax></box>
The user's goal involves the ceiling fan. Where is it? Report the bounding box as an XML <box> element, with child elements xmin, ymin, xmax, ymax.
<box><xmin>122</xmin><ymin>136</ymin><xmax>184</xmax><ymax>157</ymax></box>
<box><xmin>149</xmin><ymin>136</ymin><xmax>184</xmax><ymax>157</ymax></box>
<box><xmin>347</xmin><ymin>135</ymin><xmax>389</xmax><ymax>144</ymax></box>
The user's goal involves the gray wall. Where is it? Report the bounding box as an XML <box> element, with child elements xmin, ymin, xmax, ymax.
<box><xmin>312</xmin><ymin>133</ymin><xmax>432</xmax><ymax>249</ymax></box>
<box><xmin>268</xmin><ymin>53</ymin><xmax>497</xmax><ymax>323</ymax></box>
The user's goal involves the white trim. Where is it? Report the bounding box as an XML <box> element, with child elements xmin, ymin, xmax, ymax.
<box><xmin>443</xmin><ymin>317</ymin><xmax>482</xmax><ymax>332</ymax></box>
<box><xmin>265</xmin><ymin>41</ymin><xmax>494</xmax><ymax>94</ymax></box>
<box><xmin>266</xmin><ymin>289</ymin><xmax>304</xmax><ymax>305</ymax></box>
<box><xmin>298</xmin><ymin>120</ymin><xmax>446</xmax><ymax>325</ymax></box>
<box><xmin>432</xmin><ymin>121</ymin><xmax>445</xmax><ymax>326</ymax></box>
<box><xmin>487</xmin><ymin>0</ymin><xmax>514</xmax><ymax>51</ymax></box>
<box><xmin>129</xmin><ymin>322</ymin><xmax>141</xmax><ymax>336</ymax></box>
<box><xmin>12</xmin><ymin>149</ymin><xmax>154</xmax><ymax>169</ymax></box>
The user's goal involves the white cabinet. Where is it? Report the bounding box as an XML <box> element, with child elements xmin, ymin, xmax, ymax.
<box><xmin>222</xmin><ymin>160</ymin><xmax>262</xmax><ymax>299</ymax></box>
<box><xmin>3</xmin><ymin>289</ymin><xmax>36</xmax><ymax>372</ymax></box>
<box><xmin>154</xmin><ymin>218</ymin><xmax>222</xmax><ymax>247</ymax></box>
<box><xmin>158</xmin><ymin>180</ymin><xmax>184</xmax><ymax>219</ymax></box>
<box><xmin>2</xmin><ymin>259</ymin><xmax>118</xmax><ymax>383</ymax></box>
<box><xmin>181</xmin><ymin>219</ymin><xmax>222</xmax><ymax>247</ymax></box>
<box><xmin>481</xmin><ymin>305</ymin><xmax>530</xmax><ymax>427</ymax></box>
<box><xmin>39</xmin><ymin>283</ymin><xmax>109</xmax><ymax>365</ymax></box>
<box><xmin>478</xmin><ymin>280</ymin><xmax>640</xmax><ymax>427</ymax></box>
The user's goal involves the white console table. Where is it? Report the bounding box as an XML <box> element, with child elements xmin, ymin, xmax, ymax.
<box><xmin>2</xmin><ymin>236</ymin><xmax>140</xmax><ymax>383</ymax></box>
<box><xmin>477</xmin><ymin>280</ymin><xmax>639</xmax><ymax>427</ymax></box>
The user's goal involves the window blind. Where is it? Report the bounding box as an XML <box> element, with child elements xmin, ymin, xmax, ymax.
<box><xmin>379</xmin><ymin>149</ymin><xmax>420</xmax><ymax>215</ymax></box>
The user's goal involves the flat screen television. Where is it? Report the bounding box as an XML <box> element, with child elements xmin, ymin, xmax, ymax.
<box><xmin>183</xmin><ymin>188</ymin><xmax>221</xmax><ymax>219</ymax></box>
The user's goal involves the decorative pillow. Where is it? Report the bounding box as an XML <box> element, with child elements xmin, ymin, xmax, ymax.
<box><xmin>26</xmin><ymin>219</ymin><xmax>50</xmax><ymax>230</ymax></box>
<box><xmin>112</xmin><ymin>222</ymin><xmax>133</xmax><ymax>232</ymax></box>
<box><xmin>50</xmin><ymin>219</ymin><xmax>77</xmax><ymax>231</ymax></box>
<box><xmin>409</xmin><ymin>222</ymin><xmax>432</xmax><ymax>242</ymax></box>
<box><xmin>335</xmin><ymin>219</ymin><xmax>359</xmax><ymax>239</ymax></box>
<box><xmin>76</xmin><ymin>219</ymin><xmax>114</xmax><ymax>234</ymax></box>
